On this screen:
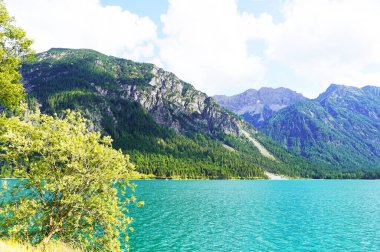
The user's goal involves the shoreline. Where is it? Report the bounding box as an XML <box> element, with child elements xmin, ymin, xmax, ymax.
<box><xmin>2</xmin><ymin>177</ymin><xmax>379</xmax><ymax>181</ymax></box>
<box><xmin>265</xmin><ymin>172</ymin><xmax>289</xmax><ymax>180</ymax></box>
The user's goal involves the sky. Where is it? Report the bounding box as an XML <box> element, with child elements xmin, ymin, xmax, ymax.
<box><xmin>5</xmin><ymin>0</ymin><xmax>380</xmax><ymax>98</ymax></box>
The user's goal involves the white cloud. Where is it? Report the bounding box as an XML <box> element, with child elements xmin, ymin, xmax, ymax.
<box><xmin>5</xmin><ymin>0</ymin><xmax>158</xmax><ymax>61</ymax></box>
<box><xmin>158</xmin><ymin>0</ymin><xmax>266</xmax><ymax>96</ymax></box>
<box><xmin>5</xmin><ymin>0</ymin><xmax>380</xmax><ymax>97</ymax></box>
<box><xmin>157</xmin><ymin>0</ymin><xmax>380</xmax><ymax>97</ymax></box>
<box><xmin>258</xmin><ymin>0</ymin><xmax>380</xmax><ymax>96</ymax></box>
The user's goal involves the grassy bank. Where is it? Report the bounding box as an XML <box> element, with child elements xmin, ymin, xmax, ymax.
<box><xmin>0</xmin><ymin>240</ymin><xmax>81</xmax><ymax>252</ymax></box>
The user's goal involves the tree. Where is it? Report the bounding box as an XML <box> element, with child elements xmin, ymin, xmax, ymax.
<box><xmin>0</xmin><ymin>0</ymin><xmax>32</xmax><ymax>109</ymax></box>
<box><xmin>0</xmin><ymin>111</ymin><xmax>142</xmax><ymax>251</ymax></box>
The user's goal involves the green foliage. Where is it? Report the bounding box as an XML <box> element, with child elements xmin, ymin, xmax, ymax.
<box><xmin>0</xmin><ymin>0</ymin><xmax>33</xmax><ymax>109</ymax></box>
<box><xmin>0</xmin><ymin>111</ymin><xmax>140</xmax><ymax>251</ymax></box>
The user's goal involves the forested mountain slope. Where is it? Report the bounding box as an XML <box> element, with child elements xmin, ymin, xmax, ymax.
<box><xmin>262</xmin><ymin>84</ymin><xmax>380</xmax><ymax>172</ymax></box>
<box><xmin>19</xmin><ymin>49</ymin><xmax>348</xmax><ymax>179</ymax></box>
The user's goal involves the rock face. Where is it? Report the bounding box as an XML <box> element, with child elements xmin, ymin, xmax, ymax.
<box><xmin>262</xmin><ymin>84</ymin><xmax>380</xmax><ymax>170</ymax></box>
<box><xmin>121</xmin><ymin>66</ymin><xmax>246</xmax><ymax>137</ymax></box>
<box><xmin>213</xmin><ymin>87</ymin><xmax>306</xmax><ymax>128</ymax></box>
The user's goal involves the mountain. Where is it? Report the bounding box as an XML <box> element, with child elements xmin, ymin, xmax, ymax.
<box><xmin>213</xmin><ymin>87</ymin><xmax>306</xmax><ymax>128</ymax></box>
<box><xmin>20</xmin><ymin>48</ymin><xmax>331</xmax><ymax>179</ymax></box>
<box><xmin>262</xmin><ymin>84</ymin><xmax>380</xmax><ymax>172</ymax></box>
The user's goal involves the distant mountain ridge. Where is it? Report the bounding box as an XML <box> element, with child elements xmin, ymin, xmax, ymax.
<box><xmin>215</xmin><ymin>84</ymin><xmax>380</xmax><ymax>173</ymax></box>
<box><xmin>213</xmin><ymin>87</ymin><xmax>306</xmax><ymax>128</ymax></box>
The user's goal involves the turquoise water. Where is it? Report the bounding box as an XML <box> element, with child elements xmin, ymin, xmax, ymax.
<box><xmin>129</xmin><ymin>180</ymin><xmax>380</xmax><ymax>251</ymax></box>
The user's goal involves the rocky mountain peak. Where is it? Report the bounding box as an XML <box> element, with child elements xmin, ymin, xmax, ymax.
<box><xmin>213</xmin><ymin>87</ymin><xmax>306</xmax><ymax>128</ymax></box>
<box><xmin>363</xmin><ymin>85</ymin><xmax>380</xmax><ymax>96</ymax></box>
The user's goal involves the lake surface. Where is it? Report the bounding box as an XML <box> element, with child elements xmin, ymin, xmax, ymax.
<box><xmin>129</xmin><ymin>180</ymin><xmax>380</xmax><ymax>251</ymax></box>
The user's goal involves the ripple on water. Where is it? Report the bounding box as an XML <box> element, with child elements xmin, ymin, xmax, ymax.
<box><xmin>128</xmin><ymin>180</ymin><xmax>380</xmax><ymax>251</ymax></box>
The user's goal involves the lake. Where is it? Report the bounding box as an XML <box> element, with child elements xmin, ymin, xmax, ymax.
<box><xmin>129</xmin><ymin>180</ymin><xmax>380</xmax><ymax>251</ymax></box>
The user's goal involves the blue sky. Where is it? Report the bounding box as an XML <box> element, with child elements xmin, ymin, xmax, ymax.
<box><xmin>99</xmin><ymin>0</ymin><xmax>307</xmax><ymax>93</ymax></box>
<box><xmin>100</xmin><ymin>0</ymin><xmax>287</xmax><ymax>32</ymax></box>
<box><xmin>101</xmin><ymin>0</ymin><xmax>168</xmax><ymax>30</ymax></box>
<box><xmin>6</xmin><ymin>0</ymin><xmax>380</xmax><ymax>97</ymax></box>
